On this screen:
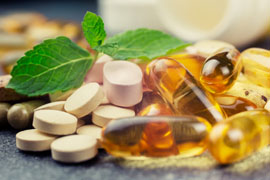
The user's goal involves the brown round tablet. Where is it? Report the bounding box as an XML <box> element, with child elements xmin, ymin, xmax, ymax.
<box><xmin>51</xmin><ymin>135</ymin><xmax>98</xmax><ymax>163</ymax></box>
<box><xmin>64</xmin><ymin>83</ymin><xmax>104</xmax><ymax>118</ymax></box>
<box><xmin>16</xmin><ymin>129</ymin><xmax>57</xmax><ymax>151</ymax></box>
<box><xmin>33</xmin><ymin>110</ymin><xmax>77</xmax><ymax>135</ymax></box>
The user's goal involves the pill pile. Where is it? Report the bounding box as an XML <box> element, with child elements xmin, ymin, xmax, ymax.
<box><xmin>1</xmin><ymin>39</ymin><xmax>270</xmax><ymax>166</ymax></box>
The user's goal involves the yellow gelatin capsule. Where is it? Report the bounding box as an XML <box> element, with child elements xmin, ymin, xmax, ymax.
<box><xmin>135</xmin><ymin>91</ymin><xmax>174</xmax><ymax>116</ymax></box>
<box><xmin>101</xmin><ymin>116</ymin><xmax>212</xmax><ymax>158</ymax></box>
<box><xmin>200</xmin><ymin>48</ymin><xmax>241</xmax><ymax>94</ymax></box>
<box><xmin>215</xmin><ymin>95</ymin><xmax>257</xmax><ymax>117</ymax></box>
<box><xmin>169</xmin><ymin>54</ymin><xmax>205</xmax><ymax>80</ymax></box>
<box><xmin>209</xmin><ymin>109</ymin><xmax>270</xmax><ymax>164</ymax></box>
<box><xmin>145</xmin><ymin>58</ymin><xmax>226</xmax><ymax>124</ymax></box>
<box><xmin>241</xmin><ymin>48</ymin><xmax>270</xmax><ymax>88</ymax></box>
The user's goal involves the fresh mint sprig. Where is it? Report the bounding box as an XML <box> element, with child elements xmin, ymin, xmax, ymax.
<box><xmin>7</xmin><ymin>11</ymin><xmax>190</xmax><ymax>96</ymax></box>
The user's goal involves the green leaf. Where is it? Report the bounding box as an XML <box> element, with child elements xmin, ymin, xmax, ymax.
<box><xmin>82</xmin><ymin>11</ymin><xmax>106</xmax><ymax>48</ymax></box>
<box><xmin>96</xmin><ymin>28</ymin><xmax>191</xmax><ymax>60</ymax></box>
<box><xmin>7</xmin><ymin>36</ymin><xmax>93</xmax><ymax>96</ymax></box>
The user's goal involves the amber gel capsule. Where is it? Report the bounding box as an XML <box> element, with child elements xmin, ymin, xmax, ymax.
<box><xmin>241</xmin><ymin>48</ymin><xmax>270</xmax><ymax>88</ymax></box>
<box><xmin>215</xmin><ymin>95</ymin><xmax>257</xmax><ymax>117</ymax></box>
<box><xmin>145</xmin><ymin>58</ymin><xmax>226</xmax><ymax>124</ymax></box>
<box><xmin>200</xmin><ymin>48</ymin><xmax>241</xmax><ymax>94</ymax></box>
<box><xmin>169</xmin><ymin>54</ymin><xmax>205</xmax><ymax>80</ymax></box>
<box><xmin>209</xmin><ymin>109</ymin><xmax>270</xmax><ymax>164</ymax></box>
<box><xmin>101</xmin><ymin>116</ymin><xmax>212</xmax><ymax>158</ymax></box>
<box><xmin>135</xmin><ymin>91</ymin><xmax>174</xmax><ymax>116</ymax></box>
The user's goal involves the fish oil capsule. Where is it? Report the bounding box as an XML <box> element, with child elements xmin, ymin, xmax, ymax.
<box><xmin>145</xmin><ymin>58</ymin><xmax>226</xmax><ymax>124</ymax></box>
<box><xmin>241</xmin><ymin>48</ymin><xmax>270</xmax><ymax>88</ymax></box>
<box><xmin>135</xmin><ymin>91</ymin><xmax>173</xmax><ymax>116</ymax></box>
<box><xmin>138</xmin><ymin>104</ymin><xmax>174</xmax><ymax>116</ymax></box>
<box><xmin>209</xmin><ymin>109</ymin><xmax>270</xmax><ymax>164</ymax></box>
<box><xmin>200</xmin><ymin>48</ymin><xmax>241</xmax><ymax>94</ymax></box>
<box><xmin>215</xmin><ymin>95</ymin><xmax>257</xmax><ymax>117</ymax></box>
<box><xmin>169</xmin><ymin>54</ymin><xmax>205</xmax><ymax>80</ymax></box>
<box><xmin>101</xmin><ymin>116</ymin><xmax>212</xmax><ymax>158</ymax></box>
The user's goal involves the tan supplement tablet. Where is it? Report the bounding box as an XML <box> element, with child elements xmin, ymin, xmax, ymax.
<box><xmin>92</xmin><ymin>105</ymin><xmax>135</xmax><ymax>127</ymax></box>
<box><xmin>51</xmin><ymin>135</ymin><xmax>98</xmax><ymax>163</ymax></box>
<box><xmin>77</xmin><ymin>125</ymin><xmax>102</xmax><ymax>140</ymax></box>
<box><xmin>35</xmin><ymin>101</ymin><xmax>65</xmax><ymax>111</ymax></box>
<box><xmin>16</xmin><ymin>129</ymin><xmax>57</xmax><ymax>151</ymax></box>
<box><xmin>65</xmin><ymin>83</ymin><xmax>104</xmax><ymax>118</ymax></box>
<box><xmin>33</xmin><ymin>110</ymin><xmax>77</xmax><ymax>135</ymax></box>
<box><xmin>49</xmin><ymin>89</ymin><xmax>76</xmax><ymax>102</ymax></box>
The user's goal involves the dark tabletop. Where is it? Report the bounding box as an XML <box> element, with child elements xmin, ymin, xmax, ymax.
<box><xmin>1</xmin><ymin>1</ymin><xmax>270</xmax><ymax>180</ymax></box>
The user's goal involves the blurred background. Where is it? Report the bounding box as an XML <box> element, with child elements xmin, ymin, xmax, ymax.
<box><xmin>0</xmin><ymin>0</ymin><xmax>97</xmax><ymax>22</ymax></box>
<box><xmin>0</xmin><ymin>0</ymin><xmax>269</xmax><ymax>75</ymax></box>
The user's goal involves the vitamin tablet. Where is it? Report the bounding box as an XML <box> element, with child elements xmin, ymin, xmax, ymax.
<box><xmin>49</xmin><ymin>89</ymin><xmax>76</xmax><ymax>102</ymax></box>
<box><xmin>100</xmin><ymin>85</ymin><xmax>110</xmax><ymax>105</ymax></box>
<box><xmin>103</xmin><ymin>61</ymin><xmax>143</xmax><ymax>107</ymax></box>
<box><xmin>84</xmin><ymin>54</ymin><xmax>113</xmax><ymax>83</ymax></box>
<box><xmin>33</xmin><ymin>110</ymin><xmax>77</xmax><ymax>135</ymax></box>
<box><xmin>187</xmin><ymin>40</ymin><xmax>235</xmax><ymax>58</ymax></box>
<box><xmin>76</xmin><ymin>125</ymin><xmax>102</xmax><ymax>140</ymax></box>
<box><xmin>35</xmin><ymin>101</ymin><xmax>65</xmax><ymax>111</ymax></box>
<box><xmin>65</xmin><ymin>83</ymin><xmax>104</xmax><ymax>118</ymax></box>
<box><xmin>264</xmin><ymin>100</ymin><xmax>270</xmax><ymax>111</ymax></box>
<box><xmin>92</xmin><ymin>105</ymin><xmax>135</xmax><ymax>127</ymax></box>
<box><xmin>51</xmin><ymin>135</ymin><xmax>98</xmax><ymax>163</ymax></box>
<box><xmin>16</xmin><ymin>129</ymin><xmax>57</xmax><ymax>151</ymax></box>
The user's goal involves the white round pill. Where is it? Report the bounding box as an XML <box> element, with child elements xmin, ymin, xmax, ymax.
<box><xmin>16</xmin><ymin>129</ymin><xmax>57</xmax><ymax>151</ymax></box>
<box><xmin>51</xmin><ymin>135</ymin><xmax>98</xmax><ymax>163</ymax></box>
<box><xmin>92</xmin><ymin>105</ymin><xmax>135</xmax><ymax>127</ymax></box>
<box><xmin>35</xmin><ymin>101</ymin><xmax>65</xmax><ymax>111</ymax></box>
<box><xmin>33</xmin><ymin>110</ymin><xmax>78</xmax><ymax>135</ymax></box>
<box><xmin>65</xmin><ymin>83</ymin><xmax>104</xmax><ymax>118</ymax></box>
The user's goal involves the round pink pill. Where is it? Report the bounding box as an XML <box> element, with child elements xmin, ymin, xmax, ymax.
<box><xmin>84</xmin><ymin>54</ymin><xmax>113</xmax><ymax>83</ymax></box>
<box><xmin>103</xmin><ymin>61</ymin><xmax>143</xmax><ymax>107</ymax></box>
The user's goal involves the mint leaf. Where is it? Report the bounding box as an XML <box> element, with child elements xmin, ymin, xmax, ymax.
<box><xmin>96</xmin><ymin>28</ymin><xmax>191</xmax><ymax>60</ymax></box>
<box><xmin>82</xmin><ymin>11</ymin><xmax>106</xmax><ymax>48</ymax></box>
<box><xmin>7</xmin><ymin>36</ymin><xmax>93</xmax><ymax>96</ymax></box>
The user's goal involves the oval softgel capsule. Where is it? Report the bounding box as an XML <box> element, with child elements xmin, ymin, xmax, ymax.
<box><xmin>101</xmin><ymin>116</ymin><xmax>212</xmax><ymax>158</ymax></box>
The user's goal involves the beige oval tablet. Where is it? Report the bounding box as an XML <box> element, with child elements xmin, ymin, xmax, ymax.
<box><xmin>77</xmin><ymin>125</ymin><xmax>102</xmax><ymax>140</ymax></box>
<box><xmin>100</xmin><ymin>85</ymin><xmax>110</xmax><ymax>105</ymax></box>
<box><xmin>65</xmin><ymin>83</ymin><xmax>104</xmax><ymax>118</ymax></box>
<box><xmin>35</xmin><ymin>101</ymin><xmax>65</xmax><ymax>111</ymax></box>
<box><xmin>187</xmin><ymin>40</ymin><xmax>235</xmax><ymax>58</ymax></box>
<box><xmin>77</xmin><ymin>125</ymin><xmax>103</xmax><ymax>148</ymax></box>
<box><xmin>51</xmin><ymin>135</ymin><xmax>98</xmax><ymax>163</ymax></box>
<box><xmin>49</xmin><ymin>89</ymin><xmax>76</xmax><ymax>102</ymax></box>
<box><xmin>92</xmin><ymin>105</ymin><xmax>135</xmax><ymax>127</ymax></box>
<box><xmin>16</xmin><ymin>129</ymin><xmax>57</xmax><ymax>151</ymax></box>
<box><xmin>33</xmin><ymin>110</ymin><xmax>77</xmax><ymax>135</ymax></box>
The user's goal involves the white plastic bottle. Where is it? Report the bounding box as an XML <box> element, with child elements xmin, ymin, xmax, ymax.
<box><xmin>99</xmin><ymin>0</ymin><xmax>270</xmax><ymax>47</ymax></box>
<box><xmin>157</xmin><ymin>0</ymin><xmax>270</xmax><ymax>47</ymax></box>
